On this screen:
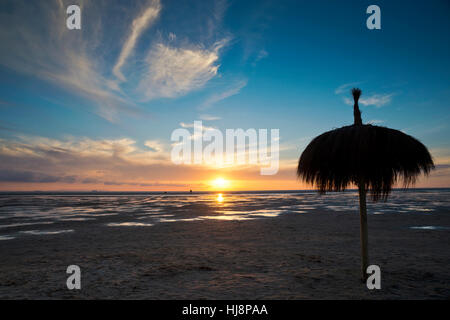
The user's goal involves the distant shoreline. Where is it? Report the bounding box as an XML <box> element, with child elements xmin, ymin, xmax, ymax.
<box><xmin>0</xmin><ymin>188</ymin><xmax>449</xmax><ymax>196</ymax></box>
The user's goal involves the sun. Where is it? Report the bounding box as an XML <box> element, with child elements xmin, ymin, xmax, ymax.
<box><xmin>210</xmin><ymin>177</ymin><xmax>230</xmax><ymax>190</ymax></box>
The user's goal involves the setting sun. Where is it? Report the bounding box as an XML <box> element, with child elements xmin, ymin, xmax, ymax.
<box><xmin>210</xmin><ymin>177</ymin><xmax>231</xmax><ymax>190</ymax></box>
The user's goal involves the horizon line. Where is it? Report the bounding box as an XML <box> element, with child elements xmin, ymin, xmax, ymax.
<box><xmin>0</xmin><ymin>187</ymin><xmax>449</xmax><ymax>194</ymax></box>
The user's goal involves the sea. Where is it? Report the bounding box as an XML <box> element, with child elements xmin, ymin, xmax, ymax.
<box><xmin>0</xmin><ymin>189</ymin><xmax>449</xmax><ymax>241</ymax></box>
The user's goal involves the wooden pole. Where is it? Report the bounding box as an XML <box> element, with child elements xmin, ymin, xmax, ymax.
<box><xmin>353</xmin><ymin>88</ymin><xmax>368</xmax><ymax>281</ymax></box>
<box><xmin>358</xmin><ymin>182</ymin><xmax>369</xmax><ymax>282</ymax></box>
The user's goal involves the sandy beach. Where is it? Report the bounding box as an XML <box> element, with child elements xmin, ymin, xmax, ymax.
<box><xmin>0</xmin><ymin>191</ymin><xmax>449</xmax><ymax>299</ymax></box>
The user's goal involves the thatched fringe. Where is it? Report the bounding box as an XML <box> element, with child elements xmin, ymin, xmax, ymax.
<box><xmin>297</xmin><ymin>124</ymin><xmax>434</xmax><ymax>201</ymax></box>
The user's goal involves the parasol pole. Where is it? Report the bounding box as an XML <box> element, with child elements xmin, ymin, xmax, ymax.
<box><xmin>352</xmin><ymin>88</ymin><xmax>369</xmax><ymax>281</ymax></box>
<box><xmin>358</xmin><ymin>180</ymin><xmax>369</xmax><ymax>281</ymax></box>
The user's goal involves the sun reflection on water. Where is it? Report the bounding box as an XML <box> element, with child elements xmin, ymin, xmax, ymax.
<box><xmin>217</xmin><ymin>193</ymin><xmax>224</xmax><ymax>203</ymax></box>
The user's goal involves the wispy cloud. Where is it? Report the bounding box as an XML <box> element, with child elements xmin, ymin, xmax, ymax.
<box><xmin>343</xmin><ymin>93</ymin><xmax>394</xmax><ymax>107</ymax></box>
<box><xmin>367</xmin><ymin>119</ymin><xmax>385</xmax><ymax>125</ymax></box>
<box><xmin>199</xmin><ymin>114</ymin><xmax>221</xmax><ymax>121</ymax></box>
<box><xmin>137</xmin><ymin>39</ymin><xmax>229</xmax><ymax>100</ymax></box>
<box><xmin>0</xmin><ymin>135</ymin><xmax>172</xmax><ymax>186</ymax></box>
<box><xmin>0</xmin><ymin>134</ymin><xmax>270</xmax><ymax>188</ymax></box>
<box><xmin>112</xmin><ymin>0</ymin><xmax>161</xmax><ymax>81</ymax></box>
<box><xmin>199</xmin><ymin>78</ymin><xmax>248</xmax><ymax>110</ymax></box>
<box><xmin>336</xmin><ymin>83</ymin><xmax>394</xmax><ymax>108</ymax></box>
<box><xmin>179</xmin><ymin>122</ymin><xmax>216</xmax><ymax>131</ymax></box>
<box><xmin>0</xmin><ymin>0</ymin><xmax>230</xmax><ymax>121</ymax></box>
<box><xmin>0</xmin><ymin>0</ymin><xmax>144</xmax><ymax>122</ymax></box>
<box><xmin>334</xmin><ymin>82</ymin><xmax>362</xmax><ymax>94</ymax></box>
<box><xmin>144</xmin><ymin>140</ymin><xmax>164</xmax><ymax>152</ymax></box>
<box><xmin>251</xmin><ymin>49</ymin><xmax>268</xmax><ymax>66</ymax></box>
<box><xmin>256</xmin><ymin>49</ymin><xmax>269</xmax><ymax>60</ymax></box>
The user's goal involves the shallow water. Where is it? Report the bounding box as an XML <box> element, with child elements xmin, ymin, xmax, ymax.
<box><xmin>0</xmin><ymin>189</ymin><xmax>449</xmax><ymax>240</ymax></box>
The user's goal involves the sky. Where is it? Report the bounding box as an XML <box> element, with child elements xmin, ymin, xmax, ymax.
<box><xmin>0</xmin><ymin>0</ymin><xmax>449</xmax><ymax>191</ymax></box>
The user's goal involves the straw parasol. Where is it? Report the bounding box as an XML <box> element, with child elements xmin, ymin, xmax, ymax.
<box><xmin>297</xmin><ymin>88</ymin><xmax>434</xmax><ymax>280</ymax></box>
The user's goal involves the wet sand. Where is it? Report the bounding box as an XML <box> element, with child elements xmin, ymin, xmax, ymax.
<box><xmin>1</xmin><ymin>204</ymin><xmax>449</xmax><ymax>299</ymax></box>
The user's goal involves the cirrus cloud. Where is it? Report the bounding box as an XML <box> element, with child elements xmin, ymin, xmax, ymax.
<box><xmin>113</xmin><ymin>0</ymin><xmax>161</xmax><ymax>81</ymax></box>
<box><xmin>199</xmin><ymin>78</ymin><xmax>248</xmax><ymax>110</ymax></box>
<box><xmin>343</xmin><ymin>93</ymin><xmax>394</xmax><ymax>107</ymax></box>
<box><xmin>137</xmin><ymin>39</ymin><xmax>229</xmax><ymax>100</ymax></box>
<box><xmin>0</xmin><ymin>0</ymin><xmax>230</xmax><ymax>122</ymax></box>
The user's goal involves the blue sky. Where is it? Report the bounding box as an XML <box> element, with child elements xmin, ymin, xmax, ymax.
<box><xmin>0</xmin><ymin>0</ymin><xmax>449</xmax><ymax>190</ymax></box>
